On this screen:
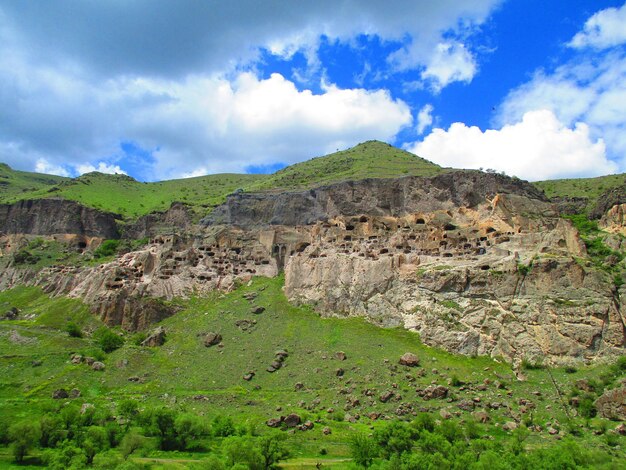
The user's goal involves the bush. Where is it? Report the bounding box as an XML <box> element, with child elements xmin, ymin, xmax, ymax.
<box><xmin>66</xmin><ymin>322</ymin><xmax>83</xmax><ymax>338</ymax></box>
<box><xmin>94</xmin><ymin>240</ymin><xmax>120</xmax><ymax>258</ymax></box>
<box><xmin>8</xmin><ymin>421</ymin><xmax>41</xmax><ymax>463</ymax></box>
<box><xmin>349</xmin><ymin>432</ymin><xmax>378</xmax><ymax>468</ymax></box>
<box><xmin>93</xmin><ymin>326</ymin><xmax>124</xmax><ymax>353</ymax></box>
<box><xmin>212</xmin><ymin>415</ymin><xmax>236</xmax><ymax>437</ymax></box>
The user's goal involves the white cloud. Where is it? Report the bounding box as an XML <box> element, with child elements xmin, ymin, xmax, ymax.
<box><xmin>421</xmin><ymin>42</ymin><xmax>477</xmax><ymax>91</ymax></box>
<box><xmin>496</xmin><ymin>51</ymin><xmax>626</xmax><ymax>168</ymax></box>
<box><xmin>407</xmin><ymin>109</ymin><xmax>615</xmax><ymax>181</ymax></box>
<box><xmin>75</xmin><ymin>162</ymin><xmax>127</xmax><ymax>176</ymax></box>
<box><xmin>416</xmin><ymin>104</ymin><xmax>434</xmax><ymax>134</ymax></box>
<box><xmin>35</xmin><ymin>158</ymin><xmax>70</xmax><ymax>177</ymax></box>
<box><xmin>569</xmin><ymin>2</ymin><xmax>626</xmax><ymax>49</ymax></box>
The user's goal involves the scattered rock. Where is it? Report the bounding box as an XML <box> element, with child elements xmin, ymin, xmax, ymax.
<box><xmin>71</xmin><ymin>354</ymin><xmax>83</xmax><ymax>364</ymax></box>
<box><xmin>440</xmin><ymin>409</ymin><xmax>452</xmax><ymax>420</ymax></box>
<box><xmin>336</xmin><ymin>368</ymin><xmax>345</xmax><ymax>377</ymax></box>
<box><xmin>457</xmin><ymin>399</ymin><xmax>475</xmax><ymax>411</ymax></box>
<box><xmin>31</xmin><ymin>360</ymin><xmax>42</xmax><ymax>367</ymax></box>
<box><xmin>284</xmin><ymin>414</ymin><xmax>301</xmax><ymax>428</ymax></box>
<box><xmin>275</xmin><ymin>349</ymin><xmax>289</xmax><ymax>358</ymax></box>
<box><xmin>204</xmin><ymin>332</ymin><xmax>222</xmax><ymax>347</ymax></box>
<box><xmin>595</xmin><ymin>386</ymin><xmax>626</xmax><ymax>420</ymax></box>
<box><xmin>85</xmin><ymin>357</ymin><xmax>95</xmax><ymax>366</ymax></box>
<box><xmin>69</xmin><ymin>388</ymin><xmax>81</xmax><ymax>398</ymax></box>
<box><xmin>243</xmin><ymin>372</ymin><xmax>255</xmax><ymax>381</ymax></box>
<box><xmin>322</xmin><ymin>426</ymin><xmax>332</xmax><ymax>435</ymax></box>
<box><xmin>266</xmin><ymin>417</ymin><xmax>282</xmax><ymax>428</ymax></box>
<box><xmin>294</xmin><ymin>382</ymin><xmax>304</xmax><ymax>391</ymax></box>
<box><xmin>243</xmin><ymin>292</ymin><xmax>257</xmax><ymax>301</ymax></box>
<box><xmin>52</xmin><ymin>389</ymin><xmax>69</xmax><ymax>399</ymax></box>
<box><xmin>379</xmin><ymin>390</ymin><xmax>394</xmax><ymax>403</ymax></box>
<box><xmin>3</xmin><ymin>307</ymin><xmax>19</xmax><ymax>320</ymax></box>
<box><xmin>473</xmin><ymin>411</ymin><xmax>490</xmax><ymax>423</ymax></box>
<box><xmin>193</xmin><ymin>395</ymin><xmax>209</xmax><ymax>401</ymax></box>
<box><xmin>300</xmin><ymin>420</ymin><xmax>314</xmax><ymax>431</ymax></box>
<box><xmin>335</xmin><ymin>351</ymin><xmax>347</xmax><ymax>361</ymax></box>
<box><xmin>399</xmin><ymin>352</ymin><xmax>420</xmax><ymax>367</ymax></box>
<box><xmin>502</xmin><ymin>421</ymin><xmax>518</xmax><ymax>432</ymax></box>
<box><xmin>251</xmin><ymin>306</ymin><xmax>265</xmax><ymax>314</ymax></box>
<box><xmin>615</xmin><ymin>423</ymin><xmax>626</xmax><ymax>435</ymax></box>
<box><xmin>92</xmin><ymin>361</ymin><xmax>106</xmax><ymax>371</ymax></box>
<box><xmin>141</xmin><ymin>326</ymin><xmax>167</xmax><ymax>347</ymax></box>
<box><xmin>420</xmin><ymin>385</ymin><xmax>449</xmax><ymax>400</ymax></box>
<box><xmin>270</xmin><ymin>360</ymin><xmax>282</xmax><ymax>370</ymax></box>
<box><xmin>128</xmin><ymin>376</ymin><xmax>141</xmax><ymax>382</ymax></box>
<box><xmin>548</xmin><ymin>427</ymin><xmax>559</xmax><ymax>435</ymax></box>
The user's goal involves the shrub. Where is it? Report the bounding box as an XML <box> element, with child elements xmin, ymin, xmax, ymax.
<box><xmin>93</xmin><ymin>326</ymin><xmax>124</xmax><ymax>353</ymax></box>
<box><xmin>349</xmin><ymin>432</ymin><xmax>378</xmax><ymax>468</ymax></box>
<box><xmin>66</xmin><ymin>322</ymin><xmax>83</xmax><ymax>338</ymax></box>
<box><xmin>212</xmin><ymin>415</ymin><xmax>236</xmax><ymax>437</ymax></box>
<box><xmin>94</xmin><ymin>240</ymin><xmax>120</xmax><ymax>258</ymax></box>
<box><xmin>8</xmin><ymin>421</ymin><xmax>41</xmax><ymax>463</ymax></box>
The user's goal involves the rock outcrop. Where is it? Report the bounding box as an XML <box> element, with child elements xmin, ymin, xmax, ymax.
<box><xmin>0</xmin><ymin>199</ymin><xmax>120</xmax><ymax>238</ymax></box>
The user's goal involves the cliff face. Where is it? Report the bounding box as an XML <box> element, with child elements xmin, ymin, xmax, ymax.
<box><xmin>0</xmin><ymin>199</ymin><xmax>120</xmax><ymax>238</ymax></box>
<box><xmin>1</xmin><ymin>173</ymin><xmax>624</xmax><ymax>364</ymax></box>
<box><xmin>202</xmin><ymin>171</ymin><xmax>547</xmax><ymax>228</ymax></box>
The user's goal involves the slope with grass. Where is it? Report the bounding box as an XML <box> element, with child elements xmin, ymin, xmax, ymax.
<box><xmin>0</xmin><ymin>277</ymin><xmax>624</xmax><ymax>467</ymax></box>
<box><xmin>0</xmin><ymin>163</ymin><xmax>68</xmax><ymax>202</ymax></box>
<box><xmin>247</xmin><ymin>140</ymin><xmax>445</xmax><ymax>192</ymax></box>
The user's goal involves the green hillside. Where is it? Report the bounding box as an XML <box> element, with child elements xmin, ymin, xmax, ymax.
<box><xmin>248</xmin><ymin>140</ymin><xmax>445</xmax><ymax>192</ymax></box>
<box><xmin>0</xmin><ymin>277</ymin><xmax>624</xmax><ymax>467</ymax></box>
<box><xmin>534</xmin><ymin>173</ymin><xmax>626</xmax><ymax>214</ymax></box>
<box><xmin>0</xmin><ymin>163</ymin><xmax>68</xmax><ymax>201</ymax></box>
<box><xmin>0</xmin><ymin>141</ymin><xmax>444</xmax><ymax>221</ymax></box>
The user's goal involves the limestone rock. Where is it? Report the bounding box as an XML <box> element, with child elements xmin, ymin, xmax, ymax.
<box><xmin>204</xmin><ymin>332</ymin><xmax>222</xmax><ymax>347</ymax></box>
<box><xmin>595</xmin><ymin>387</ymin><xmax>626</xmax><ymax>420</ymax></box>
<box><xmin>92</xmin><ymin>361</ymin><xmax>106</xmax><ymax>371</ymax></box>
<box><xmin>142</xmin><ymin>326</ymin><xmax>166</xmax><ymax>347</ymax></box>
<box><xmin>399</xmin><ymin>352</ymin><xmax>420</xmax><ymax>367</ymax></box>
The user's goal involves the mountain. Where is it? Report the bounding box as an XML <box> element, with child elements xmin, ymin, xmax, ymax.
<box><xmin>0</xmin><ymin>142</ymin><xmax>625</xmax><ymax>467</ymax></box>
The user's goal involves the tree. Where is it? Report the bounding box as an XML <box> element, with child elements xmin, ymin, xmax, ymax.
<box><xmin>257</xmin><ymin>433</ymin><xmax>290</xmax><ymax>469</ymax></box>
<box><xmin>93</xmin><ymin>326</ymin><xmax>124</xmax><ymax>353</ymax></box>
<box><xmin>222</xmin><ymin>436</ymin><xmax>263</xmax><ymax>470</ymax></box>
<box><xmin>349</xmin><ymin>432</ymin><xmax>378</xmax><ymax>468</ymax></box>
<box><xmin>174</xmin><ymin>413</ymin><xmax>205</xmax><ymax>450</ymax></box>
<box><xmin>8</xmin><ymin>421</ymin><xmax>41</xmax><ymax>463</ymax></box>
<box><xmin>119</xmin><ymin>431</ymin><xmax>145</xmax><ymax>460</ymax></box>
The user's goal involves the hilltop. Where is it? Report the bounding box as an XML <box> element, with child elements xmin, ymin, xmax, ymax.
<box><xmin>0</xmin><ymin>141</ymin><xmax>443</xmax><ymax>220</ymax></box>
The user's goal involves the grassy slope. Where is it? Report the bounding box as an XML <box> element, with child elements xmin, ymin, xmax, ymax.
<box><xmin>534</xmin><ymin>173</ymin><xmax>626</xmax><ymax>213</ymax></box>
<box><xmin>0</xmin><ymin>278</ymin><xmax>624</xmax><ymax>466</ymax></box>
<box><xmin>248</xmin><ymin>140</ymin><xmax>445</xmax><ymax>192</ymax></box>
<box><xmin>0</xmin><ymin>141</ymin><xmax>443</xmax><ymax>220</ymax></box>
<box><xmin>0</xmin><ymin>163</ymin><xmax>68</xmax><ymax>201</ymax></box>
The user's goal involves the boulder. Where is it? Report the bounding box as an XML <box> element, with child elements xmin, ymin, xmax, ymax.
<box><xmin>284</xmin><ymin>413</ymin><xmax>301</xmax><ymax>428</ymax></box>
<box><xmin>69</xmin><ymin>388</ymin><xmax>81</xmax><ymax>398</ymax></box>
<box><xmin>3</xmin><ymin>307</ymin><xmax>19</xmax><ymax>320</ymax></box>
<box><xmin>204</xmin><ymin>332</ymin><xmax>222</xmax><ymax>347</ymax></box>
<box><xmin>473</xmin><ymin>411</ymin><xmax>490</xmax><ymax>423</ymax></box>
<box><xmin>399</xmin><ymin>352</ymin><xmax>420</xmax><ymax>367</ymax></box>
<box><xmin>71</xmin><ymin>354</ymin><xmax>83</xmax><ymax>364</ymax></box>
<box><xmin>379</xmin><ymin>390</ymin><xmax>394</xmax><ymax>403</ymax></box>
<box><xmin>595</xmin><ymin>386</ymin><xmax>626</xmax><ymax>420</ymax></box>
<box><xmin>243</xmin><ymin>372</ymin><xmax>255</xmax><ymax>381</ymax></box>
<box><xmin>266</xmin><ymin>417</ymin><xmax>282</xmax><ymax>428</ymax></box>
<box><xmin>92</xmin><ymin>361</ymin><xmax>106</xmax><ymax>371</ymax></box>
<box><xmin>251</xmin><ymin>306</ymin><xmax>265</xmax><ymax>314</ymax></box>
<box><xmin>52</xmin><ymin>388</ymin><xmax>69</xmax><ymax>399</ymax></box>
<box><xmin>421</xmin><ymin>385</ymin><xmax>449</xmax><ymax>400</ymax></box>
<box><xmin>502</xmin><ymin>421</ymin><xmax>518</xmax><ymax>432</ymax></box>
<box><xmin>80</xmin><ymin>403</ymin><xmax>95</xmax><ymax>414</ymax></box>
<box><xmin>335</xmin><ymin>351</ymin><xmax>347</xmax><ymax>361</ymax></box>
<box><xmin>440</xmin><ymin>409</ymin><xmax>452</xmax><ymax>420</ymax></box>
<box><xmin>142</xmin><ymin>326</ymin><xmax>166</xmax><ymax>347</ymax></box>
<box><xmin>336</xmin><ymin>368</ymin><xmax>345</xmax><ymax>377</ymax></box>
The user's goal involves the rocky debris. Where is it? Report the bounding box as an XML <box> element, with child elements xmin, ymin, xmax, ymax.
<box><xmin>69</xmin><ymin>388</ymin><xmax>81</xmax><ymax>398</ymax></box>
<box><xmin>251</xmin><ymin>306</ymin><xmax>265</xmax><ymax>314</ymax></box>
<box><xmin>71</xmin><ymin>354</ymin><xmax>83</xmax><ymax>364</ymax></box>
<box><xmin>243</xmin><ymin>372</ymin><xmax>255</xmax><ymax>381</ymax></box>
<box><xmin>141</xmin><ymin>326</ymin><xmax>166</xmax><ymax>347</ymax></box>
<box><xmin>335</xmin><ymin>351</ymin><xmax>347</xmax><ymax>361</ymax></box>
<box><xmin>379</xmin><ymin>390</ymin><xmax>394</xmax><ymax>403</ymax></box>
<box><xmin>92</xmin><ymin>361</ymin><xmax>106</xmax><ymax>371</ymax></box>
<box><xmin>298</xmin><ymin>420</ymin><xmax>314</xmax><ymax>431</ymax></box>
<box><xmin>548</xmin><ymin>427</ymin><xmax>559</xmax><ymax>435</ymax></box>
<box><xmin>31</xmin><ymin>360</ymin><xmax>42</xmax><ymax>367</ymax></box>
<box><xmin>502</xmin><ymin>422</ymin><xmax>518</xmax><ymax>432</ymax></box>
<box><xmin>243</xmin><ymin>292</ymin><xmax>258</xmax><ymax>301</ymax></box>
<box><xmin>457</xmin><ymin>400</ymin><xmax>475</xmax><ymax>411</ymax></box>
<box><xmin>440</xmin><ymin>409</ymin><xmax>452</xmax><ymax>420</ymax></box>
<box><xmin>266</xmin><ymin>417</ymin><xmax>282</xmax><ymax>428</ymax></box>
<box><xmin>284</xmin><ymin>414</ymin><xmax>301</xmax><ymax>428</ymax></box>
<box><xmin>52</xmin><ymin>389</ymin><xmax>69</xmax><ymax>399</ymax></box>
<box><xmin>204</xmin><ymin>332</ymin><xmax>222</xmax><ymax>347</ymax></box>
<box><xmin>85</xmin><ymin>357</ymin><xmax>95</xmax><ymax>366</ymax></box>
<box><xmin>128</xmin><ymin>376</ymin><xmax>141</xmax><ymax>382</ymax></box>
<box><xmin>294</xmin><ymin>382</ymin><xmax>304</xmax><ymax>391</ymax></box>
<box><xmin>3</xmin><ymin>307</ymin><xmax>19</xmax><ymax>320</ymax></box>
<box><xmin>9</xmin><ymin>330</ymin><xmax>35</xmax><ymax>345</ymax></box>
<box><xmin>399</xmin><ymin>352</ymin><xmax>420</xmax><ymax>367</ymax></box>
<box><xmin>595</xmin><ymin>387</ymin><xmax>626</xmax><ymax>420</ymax></box>
<box><xmin>268</xmin><ymin>350</ymin><xmax>288</xmax><ymax>372</ymax></box>
<box><xmin>419</xmin><ymin>385</ymin><xmax>449</xmax><ymax>400</ymax></box>
<box><xmin>336</xmin><ymin>368</ymin><xmax>345</xmax><ymax>377</ymax></box>
<box><xmin>235</xmin><ymin>319</ymin><xmax>256</xmax><ymax>331</ymax></box>
<box><xmin>615</xmin><ymin>423</ymin><xmax>626</xmax><ymax>435</ymax></box>
<box><xmin>322</xmin><ymin>426</ymin><xmax>332</xmax><ymax>435</ymax></box>
<box><xmin>575</xmin><ymin>379</ymin><xmax>595</xmax><ymax>392</ymax></box>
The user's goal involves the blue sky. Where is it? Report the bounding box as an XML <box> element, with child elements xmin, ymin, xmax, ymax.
<box><xmin>1</xmin><ymin>0</ymin><xmax>625</xmax><ymax>181</ymax></box>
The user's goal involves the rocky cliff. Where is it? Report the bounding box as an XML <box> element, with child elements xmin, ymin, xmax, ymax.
<box><xmin>0</xmin><ymin>199</ymin><xmax>120</xmax><ymax>238</ymax></box>
<box><xmin>1</xmin><ymin>173</ymin><xmax>625</xmax><ymax>365</ymax></box>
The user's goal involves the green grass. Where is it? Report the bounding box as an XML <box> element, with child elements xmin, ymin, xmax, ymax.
<box><xmin>248</xmin><ymin>140</ymin><xmax>445</xmax><ymax>192</ymax></box>
<box><xmin>1</xmin><ymin>141</ymin><xmax>444</xmax><ymax>222</ymax></box>
<box><xmin>0</xmin><ymin>163</ymin><xmax>68</xmax><ymax>202</ymax></box>
<box><xmin>0</xmin><ymin>278</ymin><xmax>624</xmax><ymax>467</ymax></box>
<box><xmin>534</xmin><ymin>173</ymin><xmax>626</xmax><ymax>213</ymax></box>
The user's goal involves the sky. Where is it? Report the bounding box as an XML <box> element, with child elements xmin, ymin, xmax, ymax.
<box><xmin>1</xmin><ymin>0</ymin><xmax>625</xmax><ymax>182</ymax></box>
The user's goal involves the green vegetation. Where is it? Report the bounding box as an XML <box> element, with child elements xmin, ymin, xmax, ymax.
<box><xmin>534</xmin><ymin>173</ymin><xmax>626</xmax><ymax>214</ymax></box>
<box><xmin>0</xmin><ymin>141</ymin><xmax>445</xmax><ymax>221</ymax></box>
<box><xmin>93</xmin><ymin>239</ymin><xmax>120</xmax><ymax>258</ymax></box>
<box><xmin>247</xmin><ymin>140</ymin><xmax>445</xmax><ymax>192</ymax></box>
<box><xmin>0</xmin><ymin>278</ymin><xmax>624</xmax><ymax>468</ymax></box>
